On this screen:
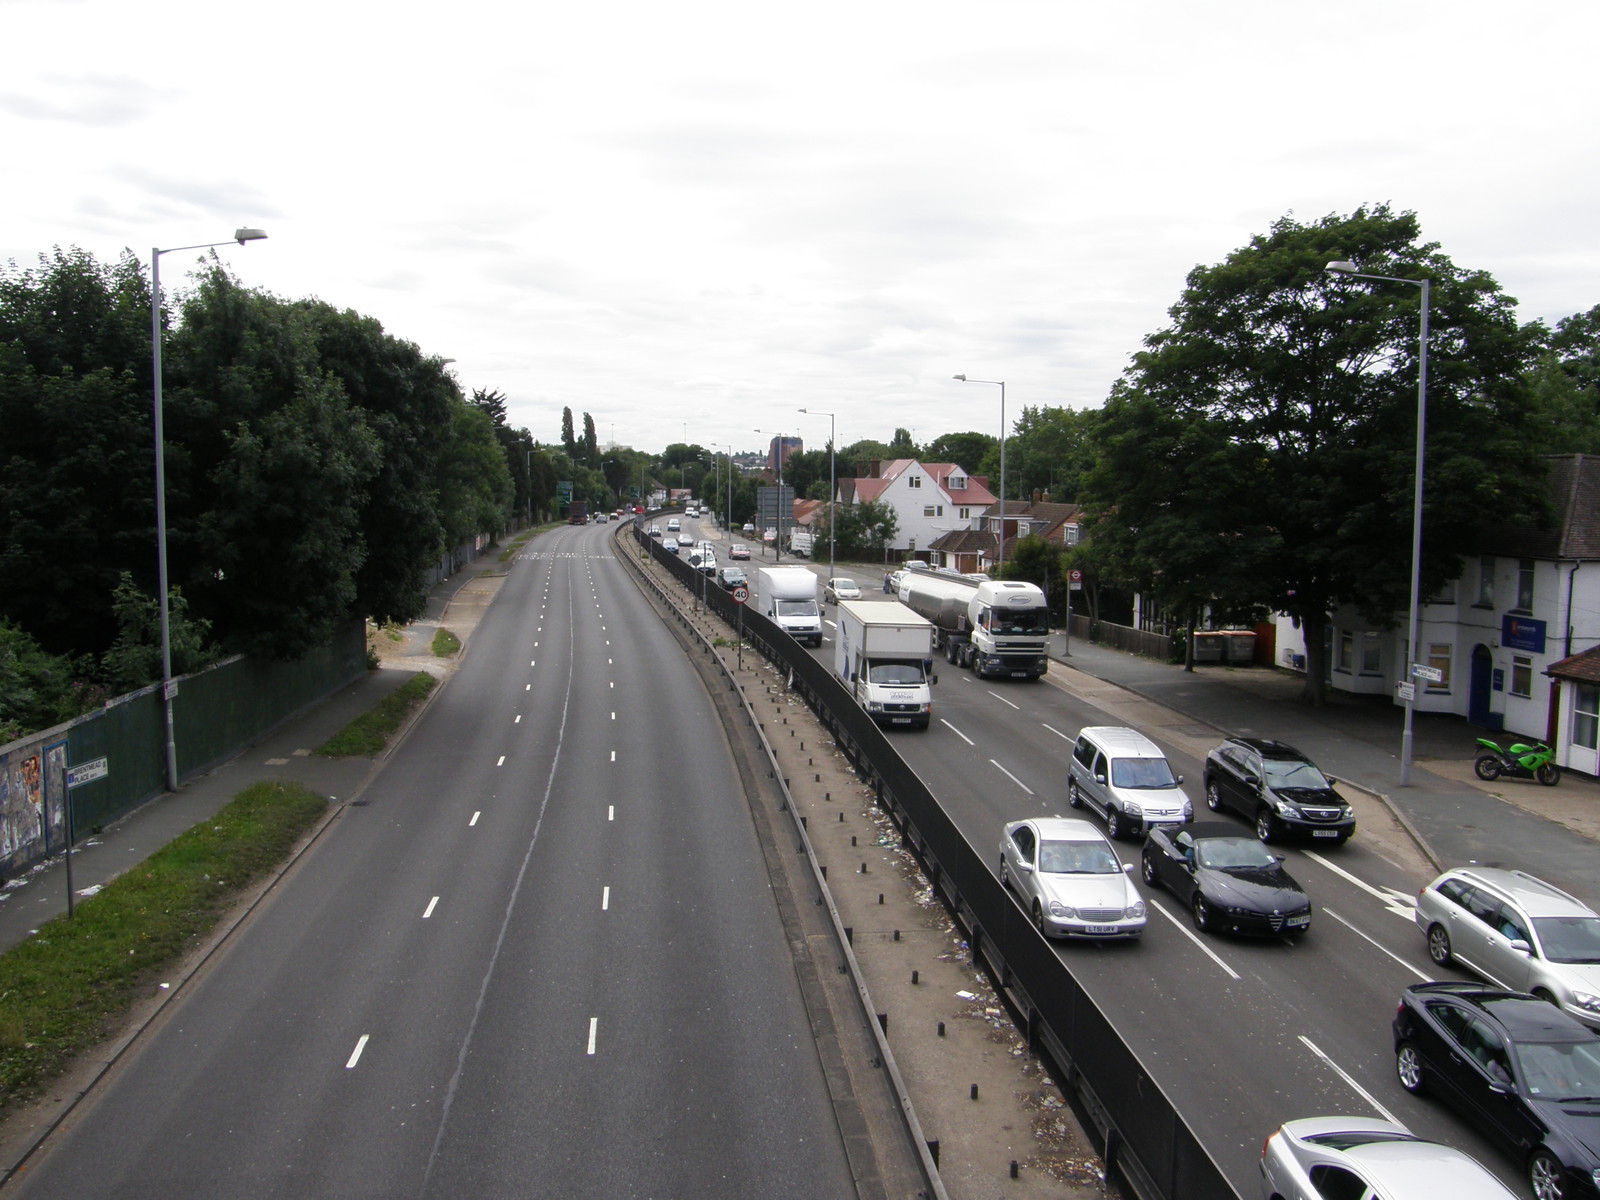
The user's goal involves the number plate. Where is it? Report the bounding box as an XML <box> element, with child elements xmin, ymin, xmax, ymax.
<box><xmin>1312</xmin><ymin>830</ymin><xmax>1341</xmax><ymax>838</ymax></box>
<box><xmin>1285</xmin><ymin>914</ymin><xmax>1310</xmax><ymax>927</ymax></box>
<box><xmin>1084</xmin><ymin>925</ymin><xmax>1119</xmax><ymax>935</ymax></box>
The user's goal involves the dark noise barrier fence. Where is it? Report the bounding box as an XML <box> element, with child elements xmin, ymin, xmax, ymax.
<box><xmin>633</xmin><ymin>524</ymin><xmax>1239</xmax><ymax>1200</ymax></box>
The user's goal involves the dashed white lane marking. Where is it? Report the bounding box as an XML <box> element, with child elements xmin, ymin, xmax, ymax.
<box><xmin>1042</xmin><ymin>723</ymin><xmax>1073</xmax><ymax>741</ymax></box>
<box><xmin>601</xmin><ymin>886</ymin><xmax>610</xmax><ymax>911</ymax></box>
<box><xmin>940</xmin><ymin>719</ymin><xmax>974</xmax><ymax>745</ymax></box>
<box><xmin>610</xmin><ymin>750</ymin><xmax>616</xmax><ymax>762</ymax></box>
<box><xmin>346</xmin><ymin>1035</ymin><xmax>370</xmax><ymax>1069</ymax></box>
<box><xmin>423</xmin><ymin>896</ymin><xmax>439</xmax><ymax>919</ymax></box>
<box><xmin>496</xmin><ymin>756</ymin><xmax>505</xmax><ymax>767</ymax></box>
<box><xmin>586</xmin><ymin>1018</ymin><xmax>598</xmax><ymax>1056</ymax></box>
<box><xmin>986</xmin><ymin>690</ymin><xmax>1021</xmax><ymax>710</ymax></box>
<box><xmin>990</xmin><ymin>759</ymin><xmax>1035</xmax><ymax>795</ymax></box>
<box><xmin>608</xmin><ymin>806</ymin><xmax>615</xmax><ymax>821</ymax></box>
<box><xmin>1305</xmin><ymin>851</ymin><xmax>1417</xmax><ymax>919</ymax></box>
<box><xmin>1322</xmin><ymin>908</ymin><xmax>1430</xmax><ymax>980</ymax></box>
<box><xmin>470</xmin><ymin>812</ymin><xmax>480</xmax><ymax>826</ymax></box>
<box><xmin>1299</xmin><ymin>1035</ymin><xmax>1401</xmax><ymax>1123</ymax></box>
<box><xmin>1147</xmin><ymin>899</ymin><xmax>1241</xmax><ymax>980</ymax></box>
<box><xmin>514</xmin><ymin>715</ymin><xmax>522</xmax><ymax>723</ymax></box>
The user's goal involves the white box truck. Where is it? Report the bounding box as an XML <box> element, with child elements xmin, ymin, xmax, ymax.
<box><xmin>897</xmin><ymin>573</ymin><xmax>1051</xmax><ymax>679</ymax></box>
<box><xmin>834</xmin><ymin>600</ymin><xmax>935</xmax><ymax>729</ymax></box>
<box><xmin>758</xmin><ymin>565</ymin><xmax>823</xmax><ymax>647</ymax></box>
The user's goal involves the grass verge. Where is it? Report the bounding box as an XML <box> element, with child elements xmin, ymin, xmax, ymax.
<box><xmin>316</xmin><ymin>671</ymin><xmax>436</xmax><ymax>757</ymax></box>
<box><xmin>0</xmin><ymin>780</ymin><xmax>327</xmax><ymax>1114</ymax></box>
<box><xmin>431</xmin><ymin>628</ymin><xmax>461</xmax><ymax>657</ymax></box>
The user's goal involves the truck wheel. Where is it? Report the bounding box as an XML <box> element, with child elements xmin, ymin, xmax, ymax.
<box><xmin>946</xmin><ymin>639</ymin><xmax>959</xmax><ymax>664</ymax></box>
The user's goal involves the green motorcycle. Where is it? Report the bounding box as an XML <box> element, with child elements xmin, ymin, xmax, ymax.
<box><xmin>1473</xmin><ymin>736</ymin><xmax>1560</xmax><ymax>786</ymax></box>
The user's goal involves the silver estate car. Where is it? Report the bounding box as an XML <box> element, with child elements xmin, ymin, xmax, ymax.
<box><xmin>1259</xmin><ymin>1116</ymin><xmax>1517</xmax><ymax>1200</ymax></box>
<box><xmin>1415</xmin><ymin>866</ymin><xmax>1600</xmax><ymax>1031</ymax></box>
<box><xmin>998</xmin><ymin>817</ymin><xmax>1146</xmax><ymax>941</ymax></box>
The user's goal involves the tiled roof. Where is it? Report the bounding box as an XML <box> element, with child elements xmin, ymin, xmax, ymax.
<box><xmin>1547</xmin><ymin>643</ymin><xmax>1600</xmax><ymax>682</ymax></box>
<box><xmin>1481</xmin><ymin>454</ymin><xmax>1600</xmax><ymax>560</ymax></box>
<box><xmin>929</xmin><ymin>529</ymin><xmax>999</xmax><ymax>554</ymax></box>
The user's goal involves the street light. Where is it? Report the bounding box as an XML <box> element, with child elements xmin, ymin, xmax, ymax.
<box><xmin>150</xmin><ymin>227</ymin><xmax>268</xmax><ymax>791</ymax></box>
<box><xmin>755</xmin><ymin>429</ymin><xmax>789</xmax><ymax>561</ymax></box>
<box><xmin>954</xmin><ymin>375</ymin><xmax>1007</xmax><ymax>575</ymax></box>
<box><xmin>1327</xmin><ymin>260</ymin><xmax>1430</xmax><ymax>787</ymax></box>
<box><xmin>797</xmin><ymin>407</ymin><xmax>836</xmax><ymax>581</ymax></box>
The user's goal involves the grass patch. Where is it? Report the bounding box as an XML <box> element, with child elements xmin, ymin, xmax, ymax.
<box><xmin>431</xmin><ymin>628</ymin><xmax>461</xmax><ymax>657</ymax></box>
<box><xmin>316</xmin><ymin>672</ymin><xmax>437</xmax><ymax>757</ymax></box>
<box><xmin>0</xmin><ymin>780</ymin><xmax>327</xmax><ymax>1113</ymax></box>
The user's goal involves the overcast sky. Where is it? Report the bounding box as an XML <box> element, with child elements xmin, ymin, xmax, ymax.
<box><xmin>6</xmin><ymin>0</ymin><xmax>1597</xmax><ymax>461</ymax></box>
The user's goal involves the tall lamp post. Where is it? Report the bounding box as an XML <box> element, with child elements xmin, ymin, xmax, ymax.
<box><xmin>150</xmin><ymin>227</ymin><xmax>268</xmax><ymax>792</ymax></box>
<box><xmin>954</xmin><ymin>375</ymin><xmax>1007</xmax><ymax>575</ymax></box>
<box><xmin>1326</xmin><ymin>260</ymin><xmax>1430</xmax><ymax>787</ymax></box>
<box><xmin>754</xmin><ymin>429</ymin><xmax>788</xmax><ymax>561</ymax></box>
<box><xmin>797</xmin><ymin>407</ymin><xmax>836</xmax><ymax>581</ymax></box>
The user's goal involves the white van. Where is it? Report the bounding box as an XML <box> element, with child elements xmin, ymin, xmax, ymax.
<box><xmin>1068</xmin><ymin>726</ymin><xmax>1193</xmax><ymax>840</ymax></box>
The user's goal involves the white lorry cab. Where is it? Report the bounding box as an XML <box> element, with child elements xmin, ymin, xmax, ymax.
<box><xmin>758</xmin><ymin>566</ymin><xmax>823</xmax><ymax>647</ymax></box>
<box><xmin>834</xmin><ymin>600</ymin><xmax>935</xmax><ymax>729</ymax></box>
<box><xmin>898</xmin><ymin>572</ymin><xmax>1050</xmax><ymax>679</ymax></box>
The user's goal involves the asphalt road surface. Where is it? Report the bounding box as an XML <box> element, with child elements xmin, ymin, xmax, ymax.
<box><xmin>9</xmin><ymin>524</ymin><xmax>855</xmax><ymax>1199</ymax></box>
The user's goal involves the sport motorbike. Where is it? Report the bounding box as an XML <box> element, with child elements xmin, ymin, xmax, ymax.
<box><xmin>1473</xmin><ymin>736</ymin><xmax>1560</xmax><ymax>786</ymax></box>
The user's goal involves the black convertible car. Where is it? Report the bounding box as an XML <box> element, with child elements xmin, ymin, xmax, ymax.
<box><xmin>1140</xmin><ymin>822</ymin><xmax>1312</xmax><ymax>935</ymax></box>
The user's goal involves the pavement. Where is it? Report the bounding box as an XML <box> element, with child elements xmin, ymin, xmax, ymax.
<box><xmin>4</xmin><ymin>530</ymin><xmax>1595</xmax><ymax>954</ymax></box>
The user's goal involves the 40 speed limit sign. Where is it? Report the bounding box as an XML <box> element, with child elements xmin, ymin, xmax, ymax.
<box><xmin>731</xmin><ymin>586</ymin><xmax>749</xmax><ymax>604</ymax></box>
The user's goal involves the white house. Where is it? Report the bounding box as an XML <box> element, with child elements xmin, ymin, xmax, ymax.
<box><xmin>1274</xmin><ymin>454</ymin><xmax>1600</xmax><ymax>771</ymax></box>
<box><xmin>838</xmin><ymin>459</ymin><xmax>996</xmax><ymax>559</ymax></box>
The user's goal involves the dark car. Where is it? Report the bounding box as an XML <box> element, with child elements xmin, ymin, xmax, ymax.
<box><xmin>717</xmin><ymin>566</ymin><xmax>748</xmax><ymax>592</ymax></box>
<box><xmin>1140</xmin><ymin>822</ymin><xmax>1312</xmax><ymax>936</ymax></box>
<box><xmin>1393</xmin><ymin>981</ymin><xmax>1600</xmax><ymax>1200</ymax></box>
<box><xmin>1203</xmin><ymin>737</ymin><xmax>1355</xmax><ymax>844</ymax></box>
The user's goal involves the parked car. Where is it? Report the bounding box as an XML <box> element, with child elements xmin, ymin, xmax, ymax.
<box><xmin>1068</xmin><ymin>726</ymin><xmax>1193</xmax><ymax>840</ymax></box>
<box><xmin>1203</xmin><ymin>737</ymin><xmax>1355</xmax><ymax>844</ymax></box>
<box><xmin>883</xmin><ymin>569</ymin><xmax>905</xmax><ymax>594</ymax></box>
<box><xmin>742</xmin><ymin>522</ymin><xmax>756</xmax><ymax>534</ymax></box>
<box><xmin>999</xmin><ymin>818</ymin><xmax>1146</xmax><ymax>941</ymax></box>
<box><xmin>1259</xmin><ymin>1115</ymin><xmax>1518</xmax><ymax>1200</ymax></box>
<box><xmin>824</xmin><ymin>577</ymin><xmax>862</xmax><ymax>604</ymax></box>
<box><xmin>1140</xmin><ymin>822</ymin><xmax>1312</xmax><ymax>935</ymax></box>
<box><xmin>1393</xmin><ymin>980</ymin><xmax>1600</xmax><ymax>1200</ymax></box>
<box><xmin>717</xmin><ymin>567</ymin><xmax>748</xmax><ymax>591</ymax></box>
<box><xmin>1414</xmin><ymin>866</ymin><xmax>1600</xmax><ymax>1031</ymax></box>
<box><xmin>728</xmin><ymin>543</ymin><xmax>751</xmax><ymax>560</ymax></box>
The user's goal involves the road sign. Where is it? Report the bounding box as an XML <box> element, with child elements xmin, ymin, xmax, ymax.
<box><xmin>1396</xmin><ymin>682</ymin><xmax>1416</xmax><ymax>702</ymax></box>
<box><xmin>1411</xmin><ymin>663</ymin><xmax>1443</xmax><ymax>683</ymax></box>
<box><xmin>732</xmin><ymin>586</ymin><xmax>749</xmax><ymax>605</ymax></box>
<box><xmin>67</xmin><ymin>757</ymin><xmax>109</xmax><ymax>788</ymax></box>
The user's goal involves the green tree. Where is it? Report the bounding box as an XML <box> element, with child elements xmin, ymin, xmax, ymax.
<box><xmin>832</xmin><ymin>499</ymin><xmax>898</xmax><ymax>558</ymax></box>
<box><xmin>886</xmin><ymin>427</ymin><xmax>920</xmax><ymax>458</ymax></box>
<box><xmin>1525</xmin><ymin>305</ymin><xmax>1600</xmax><ymax>453</ymax></box>
<box><xmin>924</xmin><ymin>431</ymin><xmax>995</xmax><ymax>473</ymax></box>
<box><xmin>1005</xmin><ymin>406</ymin><xmax>1101</xmax><ymax>501</ymax></box>
<box><xmin>0</xmin><ymin>620</ymin><xmax>95</xmax><ymax>741</ymax></box>
<box><xmin>561</xmin><ymin>407</ymin><xmax>577</xmax><ymax>459</ymax></box>
<box><xmin>1081</xmin><ymin>205</ymin><xmax>1548</xmax><ymax>700</ymax></box>
<box><xmin>437</xmin><ymin>401</ymin><xmax>514</xmax><ymax>552</ymax></box>
<box><xmin>581</xmin><ymin>412</ymin><xmax>599</xmax><ymax>465</ymax></box>
<box><xmin>99</xmin><ymin>572</ymin><xmax>219</xmax><ymax>692</ymax></box>
<box><xmin>1003</xmin><ymin>534</ymin><xmax>1066</xmax><ymax>617</ymax></box>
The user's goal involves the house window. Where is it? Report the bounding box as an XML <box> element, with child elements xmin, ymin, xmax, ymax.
<box><xmin>923</xmin><ymin>505</ymin><xmax>937</xmax><ymax>517</ymax></box>
<box><xmin>908</xmin><ymin>476</ymin><xmax>922</xmax><ymax>489</ymax></box>
<box><xmin>1360</xmin><ymin>632</ymin><xmax>1382</xmax><ymax>675</ymax></box>
<box><xmin>1336</xmin><ymin>631</ymin><xmax>1354</xmax><ymax>673</ymax></box>
<box><xmin>1476</xmin><ymin>556</ymin><xmax>1495</xmax><ymax>607</ymax></box>
<box><xmin>958</xmin><ymin>507</ymin><xmax>971</xmax><ymax>519</ymax></box>
<box><xmin>1517</xmin><ymin>559</ymin><xmax>1535</xmax><ymax>610</ymax></box>
<box><xmin>1510</xmin><ymin>655</ymin><xmax>1532</xmax><ymax>698</ymax></box>
<box><xmin>1573</xmin><ymin>684</ymin><xmax>1599</xmax><ymax>751</ymax></box>
<box><xmin>949</xmin><ymin>474</ymin><xmax>966</xmax><ymax>489</ymax></box>
<box><xmin>1426</xmin><ymin>643</ymin><xmax>1452</xmax><ymax>692</ymax></box>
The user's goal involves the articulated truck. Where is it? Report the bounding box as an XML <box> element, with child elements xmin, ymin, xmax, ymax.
<box><xmin>758</xmin><ymin>566</ymin><xmax>823</xmax><ymax>647</ymax></box>
<box><xmin>834</xmin><ymin>601</ymin><xmax>935</xmax><ymax>729</ymax></box>
<box><xmin>897</xmin><ymin>572</ymin><xmax>1051</xmax><ymax>679</ymax></box>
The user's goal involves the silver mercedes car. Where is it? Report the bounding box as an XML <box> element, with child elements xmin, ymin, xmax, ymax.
<box><xmin>998</xmin><ymin>817</ymin><xmax>1146</xmax><ymax>941</ymax></box>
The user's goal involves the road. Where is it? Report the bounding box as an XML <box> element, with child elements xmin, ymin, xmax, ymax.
<box><xmin>716</xmin><ymin>531</ymin><xmax>1544</xmax><ymax>1199</ymax></box>
<box><xmin>9</xmin><ymin>523</ymin><xmax>855</xmax><ymax>1199</ymax></box>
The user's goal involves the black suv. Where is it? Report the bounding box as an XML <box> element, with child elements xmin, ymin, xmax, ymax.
<box><xmin>1393</xmin><ymin>981</ymin><xmax>1600</xmax><ymax>1200</ymax></box>
<box><xmin>1202</xmin><ymin>737</ymin><xmax>1354</xmax><ymax>844</ymax></box>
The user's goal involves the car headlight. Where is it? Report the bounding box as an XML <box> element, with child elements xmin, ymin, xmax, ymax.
<box><xmin>1181</xmin><ymin>798</ymin><xmax>1193</xmax><ymax>818</ymax></box>
<box><xmin>1571</xmin><ymin>990</ymin><xmax>1600</xmax><ymax>1015</ymax></box>
<box><xmin>1339</xmin><ymin>805</ymin><xmax>1354</xmax><ymax>818</ymax></box>
<box><xmin>1274</xmin><ymin>799</ymin><xmax>1303</xmax><ymax>818</ymax></box>
<box><xmin>865</xmin><ymin>700</ymin><xmax>883</xmax><ymax>711</ymax></box>
<box><xmin>1123</xmin><ymin>801</ymin><xmax>1143</xmax><ymax>816</ymax></box>
<box><xmin>1127</xmin><ymin>900</ymin><xmax>1147</xmax><ymax>920</ymax></box>
<box><xmin>1047</xmin><ymin>900</ymin><xmax>1077</xmax><ymax>918</ymax></box>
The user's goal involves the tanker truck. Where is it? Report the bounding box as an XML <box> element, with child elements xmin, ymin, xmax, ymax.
<box><xmin>834</xmin><ymin>600</ymin><xmax>935</xmax><ymax>729</ymax></box>
<box><xmin>897</xmin><ymin>572</ymin><xmax>1051</xmax><ymax>679</ymax></box>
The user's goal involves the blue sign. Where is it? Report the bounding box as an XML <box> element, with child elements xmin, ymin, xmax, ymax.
<box><xmin>1501</xmin><ymin>614</ymin><xmax>1547</xmax><ymax>654</ymax></box>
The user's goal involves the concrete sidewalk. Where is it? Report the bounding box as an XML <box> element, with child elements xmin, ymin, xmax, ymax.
<box><xmin>0</xmin><ymin>554</ymin><xmax>509</xmax><ymax>956</ymax></box>
<box><xmin>1045</xmin><ymin>636</ymin><xmax>1600</xmax><ymax>900</ymax></box>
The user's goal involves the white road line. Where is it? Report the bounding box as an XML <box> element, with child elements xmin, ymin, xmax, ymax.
<box><xmin>1299</xmin><ymin>1035</ymin><xmax>1401</xmax><ymax>1123</ymax></box>
<box><xmin>586</xmin><ymin>1018</ymin><xmax>598</xmax><ymax>1055</ymax></box>
<box><xmin>469</xmin><ymin>811</ymin><xmax>480</xmax><ymax>826</ymax></box>
<box><xmin>525</xmin><ymin>682</ymin><xmax>531</xmax><ymax>690</ymax></box>
<box><xmin>422</xmin><ymin>896</ymin><xmax>439</xmax><ymax>919</ymax></box>
<box><xmin>990</xmin><ymin>759</ymin><xmax>1036</xmax><ymax>795</ymax></box>
<box><xmin>1322</xmin><ymin>908</ymin><xmax>1430</xmax><ymax>981</ymax></box>
<box><xmin>608</xmin><ymin>805</ymin><xmax>615</xmax><ymax>821</ymax></box>
<box><xmin>496</xmin><ymin>756</ymin><xmax>505</xmax><ymax>767</ymax></box>
<box><xmin>1304</xmin><ymin>851</ymin><xmax>1417</xmax><ymax>919</ymax></box>
<box><xmin>610</xmin><ymin>750</ymin><xmax>616</xmax><ymax>761</ymax></box>
<box><xmin>601</xmin><ymin>886</ymin><xmax>610</xmax><ymax>911</ymax></box>
<box><xmin>1147</xmin><ymin>898</ymin><xmax>1241</xmax><ymax>980</ymax></box>
<box><xmin>346</xmin><ymin>1035</ymin><xmax>369</xmax><ymax>1069</ymax></box>
<box><xmin>940</xmin><ymin>719</ymin><xmax>974</xmax><ymax>745</ymax></box>
<box><xmin>1042</xmin><ymin>723</ymin><xmax>1074</xmax><ymax>741</ymax></box>
<box><xmin>514</xmin><ymin>714</ymin><xmax>522</xmax><ymax>723</ymax></box>
<box><xmin>986</xmin><ymin>690</ymin><xmax>1021</xmax><ymax>710</ymax></box>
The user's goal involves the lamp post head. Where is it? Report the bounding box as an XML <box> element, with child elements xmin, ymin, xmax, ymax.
<box><xmin>1325</xmin><ymin>260</ymin><xmax>1357</xmax><ymax>273</ymax></box>
<box><xmin>953</xmin><ymin>374</ymin><xmax>966</xmax><ymax>381</ymax></box>
<box><xmin>235</xmin><ymin>228</ymin><xmax>268</xmax><ymax>244</ymax></box>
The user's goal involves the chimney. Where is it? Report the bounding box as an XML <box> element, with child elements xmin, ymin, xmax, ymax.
<box><xmin>869</xmin><ymin>458</ymin><xmax>881</xmax><ymax>478</ymax></box>
<box><xmin>1032</xmin><ymin>488</ymin><xmax>1041</xmax><ymax>504</ymax></box>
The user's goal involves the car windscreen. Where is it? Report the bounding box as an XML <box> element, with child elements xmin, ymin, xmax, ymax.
<box><xmin>1533</xmin><ymin>915</ymin><xmax>1600</xmax><ymax>964</ymax></box>
<box><xmin>1261</xmin><ymin>758</ymin><xmax>1332</xmax><ymax>790</ymax></box>
<box><xmin>1038</xmin><ymin>840</ymin><xmax>1121</xmax><ymax>874</ymax></box>
<box><xmin>1196</xmin><ymin>840</ymin><xmax>1277</xmax><ymax>870</ymax></box>
<box><xmin>865</xmin><ymin>661</ymin><xmax>925</xmax><ymax>686</ymax></box>
<box><xmin>1110</xmin><ymin>757</ymin><xmax>1177</xmax><ymax>789</ymax></box>
<box><xmin>992</xmin><ymin>609</ymin><xmax>1051</xmax><ymax>635</ymax></box>
<box><xmin>1515</xmin><ymin>1039</ymin><xmax>1600</xmax><ymax>1100</ymax></box>
<box><xmin>775</xmin><ymin>599</ymin><xmax>818</xmax><ymax>616</ymax></box>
